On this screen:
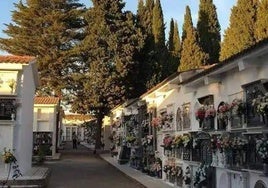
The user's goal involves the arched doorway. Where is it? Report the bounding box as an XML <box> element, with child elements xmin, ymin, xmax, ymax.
<box><xmin>254</xmin><ymin>180</ymin><xmax>267</xmax><ymax>188</ymax></box>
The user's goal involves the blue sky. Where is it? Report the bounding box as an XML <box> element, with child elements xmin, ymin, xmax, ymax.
<box><xmin>0</xmin><ymin>0</ymin><xmax>236</xmax><ymax>54</ymax></box>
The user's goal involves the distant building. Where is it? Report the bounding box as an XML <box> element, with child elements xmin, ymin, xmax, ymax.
<box><xmin>33</xmin><ymin>97</ymin><xmax>62</xmax><ymax>158</ymax></box>
<box><xmin>62</xmin><ymin>114</ymin><xmax>93</xmax><ymax>142</ymax></box>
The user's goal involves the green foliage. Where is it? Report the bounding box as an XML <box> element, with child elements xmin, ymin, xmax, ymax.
<box><xmin>197</xmin><ymin>0</ymin><xmax>221</xmax><ymax>64</ymax></box>
<box><xmin>152</xmin><ymin>0</ymin><xmax>169</xmax><ymax>80</ymax></box>
<box><xmin>71</xmin><ymin>0</ymin><xmax>143</xmax><ymax>148</ymax></box>
<box><xmin>167</xmin><ymin>19</ymin><xmax>181</xmax><ymax>73</ymax></box>
<box><xmin>255</xmin><ymin>0</ymin><xmax>268</xmax><ymax>42</ymax></box>
<box><xmin>179</xmin><ymin>6</ymin><xmax>208</xmax><ymax>72</ymax></box>
<box><xmin>0</xmin><ymin>0</ymin><xmax>85</xmax><ymax>96</ymax></box>
<box><xmin>220</xmin><ymin>0</ymin><xmax>257</xmax><ymax>61</ymax></box>
<box><xmin>181</xmin><ymin>6</ymin><xmax>193</xmax><ymax>44</ymax></box>
<box><xmin>152</xmin><ymin>0</ymin><xmax>165</xmax><ymax>49</ymax></box>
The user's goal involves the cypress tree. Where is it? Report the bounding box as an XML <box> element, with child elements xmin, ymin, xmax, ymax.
<box><xmin>168</xmin><ymin>19</ymin><xmax>181</xmax><ymax>73</ymax></box>
<box><xmin>136</xmin><ymin>0</ymin><xmax>156</xmax><ymax>91</ymax></box>
<box><xmin>173</xmin><ymin>21</ymin><xmax>181</xmax><ymax>60</ymax></box>
<box><xmin>197</xmin><ymin>0</ymin><xmax>221</xmax><ymax>64</ymax></box>
<box><xmin>181</xmin><ymin>6</ymin><xmax>193</xmax><ymax>44</ymax></box>
<box><xmin>145</xmin><ymin>0</ymin><xmax>154</xmax><ymax>36</ymax></box>
<box><xmin>168</xmin><ymin>19</ymin><xmax>175</xmax><ymax>52</ymax></box>
<box><xmin>152</xmin><ymin>0</ymin><xmax>169</xmax><ymax>79</ymax></box>
<box><xmin>137</xmin><ymin>0</ymin><xmax>146</xmax><ymax>27</ymax></box>
<box><xmin>0</xmin><ymin>0</ymin><xmax>85</xmax><ymax>95</ymax></box>
<box><xmin>71</xmin><ymin>0</ymin><xmax>143</xmax><ymax>149</ymax></box>
<box><xmin>220</xmin><ymin>0</ymin><xmax>257</xmax><ymax>61</ymax></box>
<box><xmin>179</xmin><ymin>6</ymin><xmax>208</xmax><ymax>72</ymax></box>
<box><xmin>255</xmin><ymin>0</ymin><xmax>268</xmax><ymax>42</ymax></box>
<box><xmin>152</xmin><ymin>0</ymin><xmax>165</xmax><ymax>49</ymax></box>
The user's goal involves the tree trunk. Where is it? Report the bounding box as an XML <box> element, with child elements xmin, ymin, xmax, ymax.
<box><xmin>95</xmin><ymin>111</ymin><xmax>104</xmax><ymax>150</ymax></box>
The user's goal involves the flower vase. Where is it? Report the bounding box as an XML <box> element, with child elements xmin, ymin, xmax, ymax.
<box><xmin>4</xmin><ymin>163</ymin><xmax>9</xmax><ymax>174</ymax></box>
<box><xmin>199</xmin><ymin>119</ymin><xmax>203</xmax><ymax>129</ymax></box>
<box><xmin>211</xmin><ymin>152</ymin><xmax>218</xmax><ymax>167</ymax></box>
<box><xmin>263</xmin><ymin>163</ymin><xmax>268</xmax><ymax>176</ymax></box>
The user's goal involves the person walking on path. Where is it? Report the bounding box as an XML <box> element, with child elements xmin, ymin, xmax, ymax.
<box><xmin>72</xmin><ymin>132</ymin><xmax>77</xmax><ymax>149</ymax></box>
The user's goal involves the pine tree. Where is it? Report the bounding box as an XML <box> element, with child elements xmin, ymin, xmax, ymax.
<box><xmin>71</xmin><ymin>0</ymin><xmax>143</xmax><ymax>149</ymax></box>
<box><xmin>197</xmin><ymin>0</ymin><xmax>221</xmax><ymax>64</ymax></box>
<box><xmin>220</xmin><ymin>0</ymin><xmax>257</xmax><ymax>61</ymax></box>
<box><xmin>179</xmin><ymin>6</ymin><xmax>208</xmax><ymax>72</ymax></box>
<box><xmin>0</xmin><ymin>0</ymin><xmax>85</xmax><ymax>95</ymax></box>
<box><xmin>255</xmin><ymin>0</ymin><xmax>268</xmax><ymax>42</ymax></box>
<box><xmin>168</xmin><ymin>19</ymin><xmax>181</xmax><ymax>73</ymax></box>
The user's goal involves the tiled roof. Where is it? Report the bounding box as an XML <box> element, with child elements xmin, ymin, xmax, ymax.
<box><xmin>34</xmin><ymin>97</ymin><xmax>60</xmax><ymax>105</ymax></box>
<box><xmin>0</xmin><ymin>55</ymin><xmax>35</xmax><ymax>64</ymax></box>
<box><xmin>64</xmin><ymin>114</ymin><xmax>94</xmax><ymax>121</ymax></box>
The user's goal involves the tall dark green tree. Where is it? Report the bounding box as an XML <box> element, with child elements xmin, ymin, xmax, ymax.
<box><xmin>152</xmin><ymin>0</ymin><xmax>169</xmax><ymax>79</ymax></box>
<box><xmin>181</xmin><ymin>6</ymin><xmax>193</xmax><ymax>44</ymax></box>
<box><xmin>136</xmin><ymin>0</ymin><xmax>161</xmax><ymax>89</ymax></box>
<box><xmin>0</xmin><ymin>0</ymin><xmax>85</xmax><ymax>95</ymax></box>
<box><xmin>168</xmin><ymin>19</ymin><xmax>181</xmax><ymax>73</ymax></box>
<box><xmin>71</xmin><ymin>0</ymin><xmax>143</xmax><ymax>149</ymax></box>
<box><xmin>220</xmin><ymin>0</ymin><xmax>257</xmax><ymax>61</ymax></box>
<box><xmin>197</xmin><ymin>0</ymin><xmax>221</xmax><ymax>64</ymax></box>
<box><xmin>255</xmin><ymin>0</ymin><xmax>268</xmax><ymax>42</ymax></box>
<box><xmin>179</xmin><ymin>6</ymin><xmax>208</xmax><ymax>71</ymax></box>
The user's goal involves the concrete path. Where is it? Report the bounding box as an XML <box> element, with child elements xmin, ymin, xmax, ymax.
<box><xmin>45</xmin><ymin>142</ymin><xmax>145</xmax><ymax>188</ymax></box>
<box><xmin>81</xmin><ymin>142</ymin><xmax>173</xmax><ymax>188</ymax></box>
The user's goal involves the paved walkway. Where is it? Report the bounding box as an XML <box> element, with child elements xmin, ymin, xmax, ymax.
<box><xmin>45</xmin><ymin>141</ymin><xmax>145</xmax><ymax>188</ymax></box>
<box><xmin>81</xmin><ymin>142</ymin><xmax>173</xmax><ymax>188</ymax></box>
<box><xmin>0</xmin><ymin>142</ymin><xmax>173</xmax><ymax>188</ymax></box>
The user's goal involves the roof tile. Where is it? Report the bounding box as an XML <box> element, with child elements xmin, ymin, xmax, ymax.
<box><xmin>0</xmin><ymin>55</ymin><xmax>35</xmax><ymax>64</ymax></box>
<box><xmin>34</xmin><ymin>97</ymin><xmax>60</xmax><ymax>105</ymax></box>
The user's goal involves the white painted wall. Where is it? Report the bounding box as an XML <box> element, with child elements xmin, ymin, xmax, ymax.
<box><xmin>14</xmin><ymin>63</ymin><xmax>37</xmax><ymax>174</ymax></box>
<box><xmin>33</xmin><ymin>104</ymin><xmax>58</xmax><ymax>156</ymax></box>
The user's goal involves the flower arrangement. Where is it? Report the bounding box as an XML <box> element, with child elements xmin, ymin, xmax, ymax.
<box><xmin>231</xmin><ymin>137</ymin><xmax>248</xmax><ymax>150</ymax></box>
<box><xmin>126</xmin><ymin>135</ymin><xmax>136</xmax><ymax>143</ymax></box>
<box><xmin>256</xmin><ymin>139</ymin><xmax>268</xmax><ymax>162</ymax></box>
<box><xmin>219</xmin><ymin>136</ymin><xmax>232</xmax><ymax>152</ymax></box>
<box><xmin>252</xmin><ymin>93</ymin><xmax>268</xmax><ymax>115</ymax></box>
<box><xmin>162</xmin><ymin>135</ymin><xmax>173</xmax><ymax>149</ymax></box>
<box><xmin>205</xmin><ymin>105</ymin><xmax>216</xmax><ymax>118</ymax></box>
<box><xmin>194</xmin><ymin>163</ymin><xmax>209</xmax><ymax>186</ymax></box>
<box><xmin>230</xmin><ymin>99</ymin><xmax>245</xmax><ymax>117</ymax></box>
<box><xmin>182</xmin><ymin>134</ymin><xmax>191</xmax><ymax>148</ymax></box>
<box><xmin>163</xmin><ymin>164</ymin><xmax>172</xmax><ymax>175</ymax></box>
<box><xmin>210</xmin><ymin>136</ymin><xmax>222</xmax><ymax>152</ymax></box>
<box><xmin>151</xmin><ymin>117</ymin><xmax>161</xmax><ymax>127</ymax></box>
<box><xmin>2</xmin><ymin>148</ymin><xmax>16</xmax><ymax>164</ymax></box>
<box><xmin>161</xmin><ymin>112</ymin><xmax>174</xmax><ymax>122</ymax></box>
<box><xmin>160</xmin><ymin>112</ymin><xmax>174</xmax><ymax>130</ymax></box>
<box><xmin>218</xmin><ymin>102</ymin><xmax>230</xmax><ymax>120</ymax></box>
<box><xmin>195</xmin><ymin>105</ymin><xmax>206</xmax><ymax>121</ymax></box>
<box><xmin>142</xmin><ymin>135</ymin><xmax>153</xmax><ymax>146</ymax></box>
<box><xmin>172</xmin><ymin>135</ymin><xmax>183</xmax><ymax>148</ymax></box>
